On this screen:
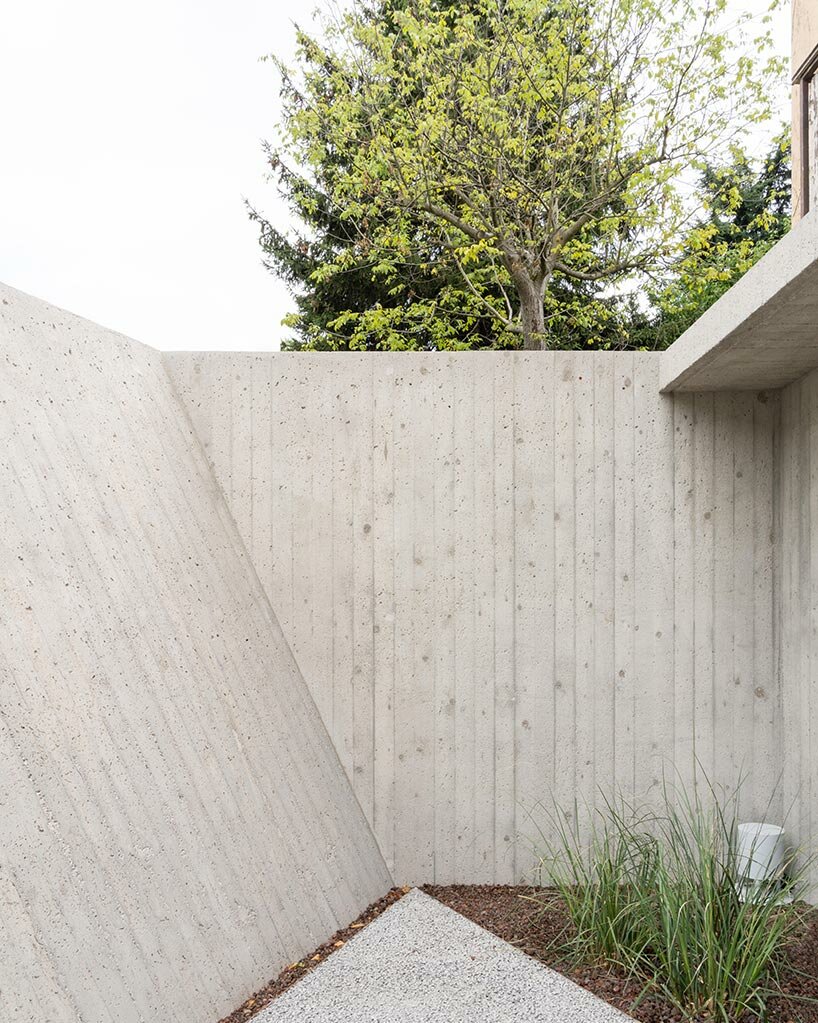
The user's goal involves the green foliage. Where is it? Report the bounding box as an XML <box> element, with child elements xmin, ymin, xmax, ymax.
<box><xmin>250</xmin><ymin>154</ymin><xmax>506</xmax><ymax>350</ymax></box>
<box><xmin>533</xmin><ymin>780</ymin><xmax>809</xmax><ymax>1022</ymax></box>
<box><xmin>257</xmin><ymin>0</ymin><xmax>785</xmax><ymax>350</ymax></box>
<box><xmin>633</xmin><ymin>134</ymin><xmax>791</xmax><ymax>348</ymax></box>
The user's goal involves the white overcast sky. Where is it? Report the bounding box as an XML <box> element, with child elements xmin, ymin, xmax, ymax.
<box><xmin>0</xmin><ymin>1</ymin><xmax>791</xmax><ymax>352</ymax></box>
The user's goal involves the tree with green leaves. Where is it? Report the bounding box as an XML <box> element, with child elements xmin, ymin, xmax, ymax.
<box><xmin>258</xmin><ymin>0</ymin><xmax>784</xmax><ymax>351</ymax></box>
<box><xmin>637</xmin><ymin>133</ymin><xmax>791</xmax><ymax>348</ymax></box>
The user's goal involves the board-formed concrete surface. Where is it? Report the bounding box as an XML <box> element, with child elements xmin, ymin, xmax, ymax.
<box><xmin>168</xmin><ymin>351</ymin><xmax>780</xmax><ymax>885</ymax></box>
<box><xmin>257</xmin><ymin>888</ymin><xmax>632</xmax><ymax>1023</ymax></box>
<box><xmin>660</xmin><ymin>210</ymin><xmax>818</xmax><ymax>391</ymax></box>
<box><xmin>0</xmin><ymin>282</ymin><xmax>391</xmax><ymax>1023</ymax></box>
<box><xmin>779</xmin><ymin>365</ymin><xmax>818</xmax><ymax>895</ymax></box>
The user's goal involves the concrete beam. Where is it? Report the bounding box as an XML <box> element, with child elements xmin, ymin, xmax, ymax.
<box><xmin>660</xmin><ymin>211</ymin><xmax>818</xmax><ymax>392</ymax></box>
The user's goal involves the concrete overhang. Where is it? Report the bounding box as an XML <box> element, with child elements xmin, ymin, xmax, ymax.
<box><xmin>660</xmin><ymin>210</ymin><xmax>818</xmax><ymax>392</ymax></box>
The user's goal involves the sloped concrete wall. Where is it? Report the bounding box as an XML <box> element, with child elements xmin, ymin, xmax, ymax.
<box><xmin>779</xmin><ymin>366</ymin><xmax>818</xmax><ymax>889</ymax></box>
<box><xmin>168</xmin><ymin>351</ymin><xmax>780</xmax><ymax>885</ymax></box>
<box><xmin>0</xmin><ymin>285</ymin><xmax>391</xmax><ymax>1023</ymax></box>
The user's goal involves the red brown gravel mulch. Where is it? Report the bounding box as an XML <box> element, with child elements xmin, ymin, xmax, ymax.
<box><xmin>217</xmin><ymin>887</ymin><xmax>409</xmax><ymax>1023</ymax></box>
<box><xmin>422</xmin><ymin>884</ymin><xmax>818</xmax><ymax>1023</ymax></box>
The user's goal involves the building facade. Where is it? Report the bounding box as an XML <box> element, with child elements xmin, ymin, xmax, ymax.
<box><xmin>793</xmin><ymin>0</ymin><xmax>818</xmax><ymax>220</ymax></box>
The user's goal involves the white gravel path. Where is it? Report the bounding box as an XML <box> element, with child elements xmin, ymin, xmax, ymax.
<box><xmin>255</xmin><ymin>888</ymin><xmax>633</xmax><ymax>1022</ymax></box>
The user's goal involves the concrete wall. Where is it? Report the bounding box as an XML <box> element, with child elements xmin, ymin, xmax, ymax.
<box><xmin>779</xmin><ymin>366</ymin><xmax>818</xmax><ymax>885</ymax></box>
<box><xmin>0</xmin><ymin>284</ymin><xmax>391</xmax><ymax>1023</ymax></box>
<box><xmin>168</xmin><ymin>351</ymin><xmax>780</xmax><ymax>885</ymax></box>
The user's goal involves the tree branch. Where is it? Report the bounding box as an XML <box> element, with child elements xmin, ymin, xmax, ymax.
<box><xmin>414</xmin><ymin>202</ymin><xmax>492</xmax><ymax>244</ymax></box>
<box><xmin>554</xmin><ymin>259</ymin><xmax>642</xmax><ymax>282</ymax></box>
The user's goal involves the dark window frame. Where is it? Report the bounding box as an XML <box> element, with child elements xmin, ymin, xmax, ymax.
<box><xmin>794</xmin><ymin>42</ymin><xmax>818</xmax><ymax>215</ymax></box>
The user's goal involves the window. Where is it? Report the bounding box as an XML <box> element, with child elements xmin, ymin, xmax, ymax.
<box><xmin>795</xmin><ymin>44</ymin><xmax>818</xmax><ymax>216</ymax></box>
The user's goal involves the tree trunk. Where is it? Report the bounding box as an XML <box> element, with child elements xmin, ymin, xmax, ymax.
<box><xmin>516</xmin><ymin>275</ymin><xmax>547</xmax><ymax>350</ymax></box>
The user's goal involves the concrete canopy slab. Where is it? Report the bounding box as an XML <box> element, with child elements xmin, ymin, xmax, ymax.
<box><xmin>660</xmin><ymin>211</ymin><xmax>818</xmax><ymax>392</ymax></box>
<box><xmin>257</xmin><ymin>889</ymin><xmax>632</xmax><ymax>1023</ymax></box>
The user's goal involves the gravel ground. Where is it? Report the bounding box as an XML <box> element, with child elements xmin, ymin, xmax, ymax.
<box><xmin>254</xmin><ymin>888</ymin><xmax>632</xmax><ymax>1023</ymax></box>
<box><xmin>218</xmin><ymin>888</ymin><xmax>407</xmax><ymax>1022</ymax></box>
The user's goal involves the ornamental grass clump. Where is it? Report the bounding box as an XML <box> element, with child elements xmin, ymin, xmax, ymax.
<box><xmin>533</xmin><ymin>781</ymin><xmax>809</xmax><ymax>1022</ymax></box>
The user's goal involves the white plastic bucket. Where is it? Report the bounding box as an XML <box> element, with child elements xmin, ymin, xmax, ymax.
<box><xmin>736</xmin><ymin>822</ymin><xmax>786</xmax><ymax>882</ymax></box>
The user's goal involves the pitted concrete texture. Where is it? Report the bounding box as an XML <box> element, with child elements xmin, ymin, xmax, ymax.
<box><xmin>168</xmin><ymin>350</ymin><xmax>780</xmax><ymax>886</ymax></box>
<box><xmin>0</xmin><ymin>281</ymin><xmax>391</xmax><ymax>1023</ymax></box>
<box><xmin>779</xmin><ymin>366</ymin><xmax>818</xmax><ymax>898</ymax></box>
<box><xmin>257</xmin><ymin>889</ymin><xmax>633</xmax><ymax>1022</ymax></box>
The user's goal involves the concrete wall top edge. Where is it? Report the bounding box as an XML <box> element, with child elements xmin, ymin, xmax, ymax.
<box><xmin>0</xmin><ymin>280</ymin><xmax>159</xmax><ymax>358</ymax></box>
<box><xmin>165</xmin><ymin>349</ymin><xmax>666</xmax><ymax>358</ymax></box>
